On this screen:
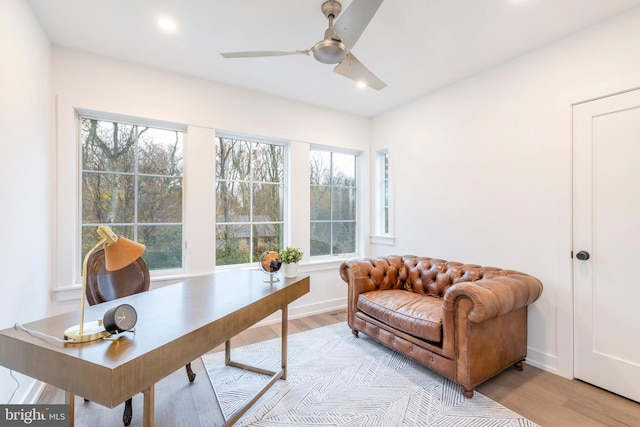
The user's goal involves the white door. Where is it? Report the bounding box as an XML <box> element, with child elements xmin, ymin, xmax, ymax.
<box><xmin>573</xmin><ymin>89</ymin><xmax>640</xmax><ymax>403</ymax></box>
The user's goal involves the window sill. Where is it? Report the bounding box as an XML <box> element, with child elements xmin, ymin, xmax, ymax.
<box><xmin>370</xmin><ymin>235</ymin><xmax>395</xmax><ymax>246</ymax></box>
<box><xmin>216</xmin><ymin>257</ymin><xmax>353</xmax><ymax>274</ymax></box>
<box><xmin>51</xmin><ymin>271</ymin><xmax>212</xmax><ymax>302</ymax></box>
<box><xmin>52</xmin><ymin>258</ymin><xmax>355</xmax><ymax>303</ymax></box>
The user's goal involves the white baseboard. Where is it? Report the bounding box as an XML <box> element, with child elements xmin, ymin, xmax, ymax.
<box><xmin>23</xmin><ymin>380</ymin><xmax>46</xmax><ymax>404</ymax></box>
<box><xmin>254</xmin><ymin>297</ymin><xmax>348</xmax><ymax>327</ymax></box>
<box><xmin>525</xmin><ymin>346</ymin><xmax>558</xmax><ymax>375</ymax></box>
<box><xmin>4</xmin><ymin>375</ymin><xmax>45</xmax><ymax>404</ymax></box>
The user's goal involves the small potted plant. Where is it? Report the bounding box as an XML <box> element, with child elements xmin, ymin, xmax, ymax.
<box><xmin>279</xmin><ymin>246</ymin><xmax>303</xmax><ymax>278</ymax></box>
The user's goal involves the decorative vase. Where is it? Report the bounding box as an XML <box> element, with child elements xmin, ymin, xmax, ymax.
<box><xmin>284</xmin><ymin>262</ymin><xmax>298</xmax><ymax>278</ymax></box>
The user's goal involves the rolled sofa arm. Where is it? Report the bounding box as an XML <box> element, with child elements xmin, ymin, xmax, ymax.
<box><xmin>442</xmin><ymin>272</ymin><xmax>543</xmax><ymax>323</ymax></box>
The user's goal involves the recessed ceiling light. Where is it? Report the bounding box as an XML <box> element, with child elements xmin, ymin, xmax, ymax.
<box><xmin>357</xmin><ymin>81</ymin><xmax>367</xmax><ymax>89</ymax></box>
<box><xmin>157</xmin><ymin>17</ymin><xmax>177</xmax><ymax>33</ymax></box>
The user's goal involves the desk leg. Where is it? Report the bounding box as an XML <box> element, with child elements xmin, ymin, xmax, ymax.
<box><xmin>220</xmin><ymin>306</ymin><xmax>290</xmax><ymax>426</ymax></box>
<box><xmin>224</xmin><ymin>339</ymin><xmax>231</xmax><ymax>365</ymax></box>
<box><xmin>66</xmin><ymin>392</ymin><xmax>75</xmax><ymax>427</ymax></box>
<box><xmin>142</xmin><ymin>384</ymin><xmax>155</xmax><ymax>427</ymax></box>
<box><xmin>281</xmin><ymin>305</ymin><xmax>288</xmax><ymax>380</ymax></box>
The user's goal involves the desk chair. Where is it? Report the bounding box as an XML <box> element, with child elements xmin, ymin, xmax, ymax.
<box><xmin>85</xmin><ymin>248</ymin><xmax>196</xmax><ymax>426</ymax></box>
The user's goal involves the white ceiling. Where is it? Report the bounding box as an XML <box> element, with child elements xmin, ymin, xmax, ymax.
<box><xmin>27</xmin><ymin>0</ymin><xmax>640</xmax><ymax>117</ymax></box>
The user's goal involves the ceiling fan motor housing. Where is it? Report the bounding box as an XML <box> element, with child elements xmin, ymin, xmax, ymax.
<box><xmin>312</xmin><ymin>39</ymin><xmax>347</xmax><ymax>64</ymax></box>
<box><xmin>314</xmin><ymin>1</ymin><xmax>346</xmax><ymax>64</ymax></box>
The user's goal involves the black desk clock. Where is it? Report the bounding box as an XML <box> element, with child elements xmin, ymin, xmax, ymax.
<box><xmin>103</xmin><ymin>304</ymin><xmax>137</xmax><ymax>334</ymax></box>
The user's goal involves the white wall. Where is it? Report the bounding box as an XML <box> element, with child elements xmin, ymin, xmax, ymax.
<box><xmin>8</xmin><ymin>0</ymin><xmax>640</xmax><ymax>405</ymax></box>
<box><xmin>50</xmin><ymin>48</ymin><xmax>371</xmax><ymax>319</ymax></box>
<box><xmin>0</xmin><ymin>0</ymin><xmax>51</xmax><ymax>403</ymax></box>
<box><xmin>371</xmin><ymin>8</ymin><xmax>640</xmax><ymax>378</ymax></box>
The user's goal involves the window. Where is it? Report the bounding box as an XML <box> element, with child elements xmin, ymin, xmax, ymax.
<box><xmin>371</xmin><ymin>148</ymin><xmax>394</xmax><ymax>245</ymax></box>
<box><xmin>215</xmin><ymin>136</ymin><xmax>285</xmax><ymax>266</ymax></box>
<box><xmin>81</xmin><ymin>117</ymin><xmax>184</xmax><ymax>271</ymax></box>
<box><xmin>379</xmin><ymin>149</ymin><xmax>389</xmax><ymax>234</ymax></box>
<box><xmin>310</xmin><ymin>149</ymin><xmax>357</xmax><ymax>256</ymax></box>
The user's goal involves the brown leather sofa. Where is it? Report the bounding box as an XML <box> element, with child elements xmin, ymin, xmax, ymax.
<box><xmin>340</xmin><ymin>255</ymin><xmax>543</xmax><ymax>397</ymax></box>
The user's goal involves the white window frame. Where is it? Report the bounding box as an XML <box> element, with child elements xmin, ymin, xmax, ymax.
<box><xmin>309</xmin><ymin>147</ymin><xmax>359</xmax><ymax>259</ymax></box>
<box><xmin>78</xmin><ymin>113</ymin><xmax>186</xmax><ymax>275</ymax></box>
<box><xmin>53</xmin><ymin>107</ymin><xmax>190</xmax><ymax>298</ymax></box>
<box><xmin>214</xmin><ymin>132</ymin><xmax>289</xmax><ymax>269</ymax></box>
<box><xmin>371</xmin><ymin>147</ymin><xmax>395</xmax><ymax>245</ymax></box>
<box><xmin>52</xmin><ymin>101</ymin><xmax>363</xmax><ymax>299</ymax></box>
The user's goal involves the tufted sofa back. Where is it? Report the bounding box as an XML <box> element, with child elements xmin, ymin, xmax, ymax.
<box><xmin>346</xmin><ymin>255</ymin><xmax>524</xmax><ymax>298</ymax></box>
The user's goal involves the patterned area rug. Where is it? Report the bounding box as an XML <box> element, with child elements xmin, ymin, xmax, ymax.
<box><xmin>202</xmin><ymin>323</ymin><xmax>538</xmax><ymax>426</ymax></box>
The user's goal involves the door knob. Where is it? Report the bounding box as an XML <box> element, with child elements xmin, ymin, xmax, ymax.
<box><xmin>576</xmin><ymin>251</ymin><xmax>590</xmax><ymax>260</ymax></box>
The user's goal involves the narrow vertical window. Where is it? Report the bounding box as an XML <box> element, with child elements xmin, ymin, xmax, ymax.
<box><xmin>215</xmin><ymin>136</ymin><xmax>285</xmax><ymax>266</ymax></box>
<box><xmin>310</xmin><ymin>149</ymin><xmax>357</xmax><ymax>256</ymax></box>
<box><xmin>81</xmin><ymin>117</ymin><xmax>184</xmax><ymax>271</ymax></box>
<box><xmin>381</xmin><ymin>150</ymin><xmax>389</xmax><ymax>234</ymax></box>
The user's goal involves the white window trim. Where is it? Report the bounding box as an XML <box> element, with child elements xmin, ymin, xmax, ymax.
<box><xmin>53</xmin><ymin>105</ymin><xmax>191</xmax><ymax>296</ymax></box>
<box><xmin>214</xmin><ymin>131</ymin><xmax>289</xmax><ymax>267</ymax></box>
<box><xmin>52</xmin><ymin>99</ymin><xmax>368</xmax><ymax>300</ymax></box>
<box><xmin>309</xmin><ymin>145</ymin><xmax>363</xmax><ymax>259</ymax></box>
<box><xmin>370</xmin><ymin>147</ymin><xmax>395</xmax><ymax>245</ymax></box>
<box><xmin>77</xmin><ymin>113</ymin><xmax>187</xmax><ymax>276</ymax></box>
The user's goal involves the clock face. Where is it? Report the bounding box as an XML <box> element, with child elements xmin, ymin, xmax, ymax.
<box><xmin>114</xmin><ymin>304</ymin><xmax>137</xmax><ymax>331</ymax></box>
<box><xmin>104</xmin><ymin>304</ymin><xmax>137</xmax><ymax>333</ymax></box>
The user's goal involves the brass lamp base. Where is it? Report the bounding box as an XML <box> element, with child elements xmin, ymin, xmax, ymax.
<box><xmin>64</xmin><ymin>320</ymin><xmax>109</xmax><ymax>343</ymax></box>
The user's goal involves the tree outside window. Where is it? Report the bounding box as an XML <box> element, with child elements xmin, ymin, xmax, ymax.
<box><xmin>81</xmin><ymin>117</ymin><xmax>184</xmax><ymax>271</ymax></box>
<box><xmin>215</xmin><ymin>136</ymin><xmax>285</xmax><ymax>266</ymax></box>
<box><xmin>310</xmin><ymin>150</ymin><xmax>357</xmax><ymax>256</ymax></box>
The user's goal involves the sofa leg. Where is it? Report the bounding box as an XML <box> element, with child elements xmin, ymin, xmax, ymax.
<box><xmin>462</xmin><ymin>386</ymin><xmax>474</xmax><ymax>398</ymax></box>
<box><xmin>352</xmin><ymin>329</ymin><xmax>359</xmax><ymax>338</ymax></box>
<box><xmin>185</xmin><ymin>362</ymin><xmax>196</xmax><ymax>382</ymax></box>
<box><xmin>514</xmin><ymin>361</ymin><xmax>524</xmax><ymax>371</ymax></box>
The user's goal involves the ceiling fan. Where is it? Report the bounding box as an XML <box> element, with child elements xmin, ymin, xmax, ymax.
<box><xmin>220</xmin><ymin>0</ymin><xmax>386</xmax><ymax>90</ymax></box>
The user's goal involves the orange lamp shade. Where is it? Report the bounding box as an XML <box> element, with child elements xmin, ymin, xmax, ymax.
<box><xmin>104</xmin><ymin>236</ymin><xmax>146</xmax><ymax>271</ymax></box>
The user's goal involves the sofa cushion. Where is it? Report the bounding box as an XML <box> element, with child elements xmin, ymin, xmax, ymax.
<box><xmin>357</xmin><ymin>289</ymin><xmax>443</xmax><ymax>342</ymax></box>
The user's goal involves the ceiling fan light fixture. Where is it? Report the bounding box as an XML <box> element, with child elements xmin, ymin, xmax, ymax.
<box><xmin>157</xmin><ymin>17</ymin><xmax>177</xmax><ymax>33</ymax></box>
<box><xmin>312</xmin><ymin>39</ymin><xmax>347</xmax><ymax>64</ymax></box>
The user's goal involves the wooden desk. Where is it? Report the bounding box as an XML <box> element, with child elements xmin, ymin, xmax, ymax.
<box><xmin>0</xmin><ymin>270</ymin><xmax>310</xmax><ymax>426</ymax></box>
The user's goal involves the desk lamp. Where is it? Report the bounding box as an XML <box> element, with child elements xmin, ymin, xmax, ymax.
<box><xmin>64</xmin><ymin>225</ymin><xmax>145</xmax><ymax>343</ymax></box>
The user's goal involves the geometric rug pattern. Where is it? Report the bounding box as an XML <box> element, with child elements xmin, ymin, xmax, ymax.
<box><xmin>202</xmin><ymin>323</ymin><xmax>539</xmax><ymax>426</ymax></box>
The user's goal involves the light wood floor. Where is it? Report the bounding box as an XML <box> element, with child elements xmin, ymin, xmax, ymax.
<box><xmin>38</xmin><ymin>310</ymin><xmax>640</xmax><ymax>426</ymax></box>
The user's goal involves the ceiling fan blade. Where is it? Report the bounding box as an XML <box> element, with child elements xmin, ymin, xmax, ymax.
<box><xmin>221</xmin><ymin>50</ymin><xmax>309</xmax><ymax>58</ymax></box>
<box><xmin>333</xmin><ymin>52</ymin><xmax>386</xmax><ymax>90</ymax></box>
<box><xmin>333</xmin><ymin>0</ymin><xmax>384</xmax><ymax>52</ymax></box>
